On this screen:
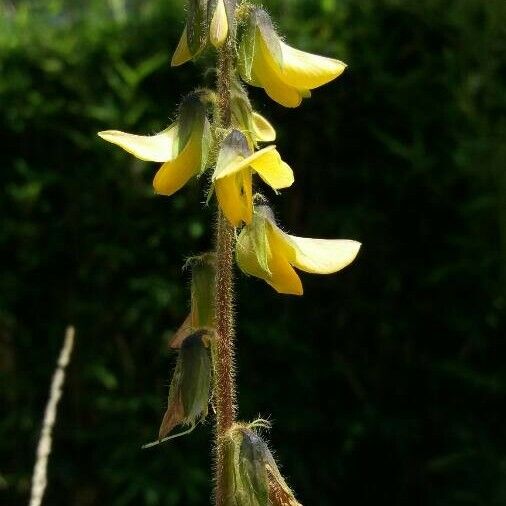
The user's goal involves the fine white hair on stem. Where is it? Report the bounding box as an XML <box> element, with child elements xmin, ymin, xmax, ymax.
<box><xmin>29</xmin><ymin>325</ymin><xmax>75</xmax><ymax>506</ymax></box>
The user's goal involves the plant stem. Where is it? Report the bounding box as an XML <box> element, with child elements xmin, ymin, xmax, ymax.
<box><xmin>214</xmin><ymin>37</ymin><xmax>236</xmax><ymax>506</ymax></box>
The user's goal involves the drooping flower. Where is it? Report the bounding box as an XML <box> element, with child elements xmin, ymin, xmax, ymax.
<box><xmin>158</xmin><ymin>330</ymin><xmax>213</xmax><ymax>440</ymax></box>
<box><xmin>212</xmin><ymin>131</ymin><xmax>293</xmax><ymax>227</ymax></box>
<box><xmin>236</xmin><ymin>205</ymin><xmax>361</xmax><ymax>295</ymax></box>
<box><xmin>172</xmin><ymin>0</ymin><xmax>237</xmax><ymax>66</ymax></box>
<box><xmin>231</xmin><ymin>80</ymin><xmax>276</xmax><ymax>148</ymax></box>
<box><xmin>224</xmin><ymin>422</ymin><xmax>302</xmax><ymax>506</ymax></box>
<box><xmin>238</xmin><ymin>7</ymin><xmax>346</xmax><ymax>107</ymax></box>
<box><xmin>98</xmin><ymin>92</ymin><xmax>211</xmax><ymax>196</ymax></box>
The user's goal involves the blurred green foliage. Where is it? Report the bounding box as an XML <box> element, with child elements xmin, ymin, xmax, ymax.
<box><xmin>1</xmin><ymin>0</ymin><xmax>505</xmax><ymax>504</ymax></box>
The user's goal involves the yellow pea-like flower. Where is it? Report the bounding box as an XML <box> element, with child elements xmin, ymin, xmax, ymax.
<box><xmin>212</xmin><ymin>131</ymin><xmax>293</xmax><ymax>227</ymax></box>
<box><xmin>236</xmin><ymin>206</ymin><xmax>361</xmax><ymax>295</ymax></box>
<box><xmin>238</xmin><ymin>8</ymin><xmax>347</xmax><ymax>107</ymax></box>
<box><xmin>98</xmin><ymin>93</ymin><xmax>211</xmax><ymax>196</ymax></box>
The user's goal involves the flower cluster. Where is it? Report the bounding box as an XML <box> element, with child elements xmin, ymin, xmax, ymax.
<box><xmin>99</xmin><ymin>4</ymin><xmax>360</xmax><ymax>295</ymax></box>
<box><xmin>99</xmin><ymin>1</ymin><xmax>360</xmax><ymax>502</ymax></box>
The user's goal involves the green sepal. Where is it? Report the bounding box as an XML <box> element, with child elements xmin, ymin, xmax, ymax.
<box><xmin>177</xmin><ymin>92</ymin><xmax>208</xmax><ymax>153</ymax></box>
<box><xmin>231</xmin><ymin>81</ymin><xmax>257</xmax><ymax>148</ymax></box>
<box><xmin>158</xmin><ymin>328</ymin><xmax>213</xmax><ymax>439</ymax></box>
<box><xmin>179</xmin><ymin>330</ymin><xmax>212</xmax><ymax>420</ymax></box>
<box><xmin>224</xmin><ymin>423</ymin><xmax>302</xmax><ymax>506</ymax></box>
<box><xmin>188</xmin><ymin>253</ymin><xmax>216</xmax><ymax>328</ymax></box>
<box><xmin>224</xmin><ymin>425</ymin><xmax>272</xmax><ymax>506</ymax></box>
<box><xmin>237</xmin><ymin>13</ymin><xmax>257</xmax><ymax>83</ymax></box>
<box><xmin>238</xmin><ymin>430</ymin><xmax>270</xmax><ymax>505</ymax></box>
<box><xmin>249</xmin><ymin>206</ymin><xmax>274</xmax><ymax>276</ymax></box>
<box><xmin>187</xmin><ymin>0</ymin><xmax>208</xmax><ymax>55</ymax></box>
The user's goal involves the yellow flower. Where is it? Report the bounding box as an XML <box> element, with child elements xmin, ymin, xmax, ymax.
<box><xmin>212</xmin><ymin>131</ymin><xmax>293</xmax><ymax>227</ymax></box>
<box><xmin>238</xmin><ymin>8</ymin><xmax>346</xmax><ymax>107</ymax></box>
<box><xmin>236</xmin><ymin>206</ymin><xmax>361</xmax><ymax>295</ymax></box>
<box><xmin>231</xmin><ymin>80</ymin><xmax>276</xmax><ymax>148</ymax></box>
<box><xmin>98</xmin><ymin>93</ymin><xmax>211</xmax><ymax>196</ymax></box>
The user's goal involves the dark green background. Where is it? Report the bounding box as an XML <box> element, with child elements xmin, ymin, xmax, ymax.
<box><xmin>1</xmin><ymin>0</ymin><xmax>505</xmax><ymax>504</ymax></box>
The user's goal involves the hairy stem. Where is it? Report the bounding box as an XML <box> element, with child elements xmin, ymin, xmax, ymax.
<box><xmin>214</xmin><ymin>37</ymin><xmax>236</xmax><ymax>506</ymax></box>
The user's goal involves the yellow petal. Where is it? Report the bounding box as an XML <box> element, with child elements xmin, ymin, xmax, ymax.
<box><xmin>252</xmin><ymin>112</ymin><xmax>276</xmax><ymax>142</ymax></box>
<box><xmin>171</xmin><ymin>26</ymin><xmax>192</xmax><ymax>67</ymax></box>
<box><xmin>266</xmin><ymin>226</ymin><xmax>303</xmax><ymax>295</ymax></box>
<box><xmin>215</xmin><ymin>169</ymin><xmax>253</xmax><ymax>227</ymax></box>
<box><xmin>236</xmin><ymin>218</ymin><xmax>302</xmax><ymax>295</ymax></box>
<box><xmin>253</xmin><ymin>38</ymin><xmax>303</xmax><ymax>107</ymax></box>
<box><xmin>249</xmin><ymin>151</ymin><xmax>293</xmax><ymax>190</ymax></box>
<box><xmin>153</xmin><ymin>129</ymin><xmax>202</xmax><ymax>196</ymax></box>
<box><xmin>209</xmin><ymin>0</ymin><xmax>228</xmax><ymax>48</ymax></box>
<box><xmin>279</xmin><ymin>232</ymin><xmax>361</xmax><ymax>274</ymax></box>
<box><xmin>279</xmin><ymin>41</ymin><xmax>347</xmax><ymax>90</ymax></box>
<box><xmin>213</xmin><ymin>145</ymin><xmax>292</xmax><ymax>191</ymax></box>
<box><xmin>97</xmin><ymin>125</ymin><xmax>177</xmax><ymax>162</ymax></box>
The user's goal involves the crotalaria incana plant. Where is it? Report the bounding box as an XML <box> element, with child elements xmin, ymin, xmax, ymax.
<box><xmin>98</xmin><ymin>1</ymin><xmax>360</xmax><ymax>503</ymax></box>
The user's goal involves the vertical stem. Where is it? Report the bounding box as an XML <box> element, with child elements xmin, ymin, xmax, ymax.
<box><xmin>214</xmin><ymin>37</ymin><xmax>236</xmax><ymax>506</ymax></box>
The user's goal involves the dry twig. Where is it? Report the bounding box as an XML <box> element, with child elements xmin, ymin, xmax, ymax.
<box><xmin>29</xmin><ymin>326</ymin><xmax>75</xmax><ymax>506</ymax></box>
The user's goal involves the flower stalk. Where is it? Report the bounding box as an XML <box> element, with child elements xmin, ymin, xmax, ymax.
<box><xmin>98</xmin><ymin>0</ymin><xmax>361</xmax><ymax>503</ymax></box>
<box><xmin>214</xmin><ymin>32</ymin><xmax>238</xmax><ymax>504</ymax></box>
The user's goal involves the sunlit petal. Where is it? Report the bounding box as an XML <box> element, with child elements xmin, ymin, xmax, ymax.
<box><xmin>214</xmin><ymin>145</ymin><xmax>292</xmax><ymax>191</ymax></box>
<box><xmin>215</xmin><ymin>170</ymin><xmax>253</xmax><ymax>227</ymax></box>
<box><xmin>171</xmin><ymin>26</ymin><xmax>193</xmax><ymax>67</ymax></box>
<box><xmin>236</xmin><ymin>217</ymin><xmax>302</xmax><ymax>295</ymax></box>
<box><xmin>97</xmin><ymin>125</ymin><xmax>177</xmax><ymax>162</ymax></box>
<box><xmin>266</xmin><ymin>227</ymin><xmax>303</xmax><ymax>295</ymax></box>
<box><xmin>252</xmin><ymin>112</ymin><xmax>276</xmax><ymax>142</ymax></box>
<box><xmin>253</xmin><ymin>38</ymin><xmax>303</xmax><ymax>107</ymax></box>
<box><xmin>249</xmin><ymin>151</ymin><xmax>293</xmax><ymax>190</ymax></box>
<box><xmin>279</xmin><ymin>41</ymin><xmax>347</xmax><ymax>90</ymax></box>
<box><xmin>279</xmin><ymin>232</ymin><xmax>361</xmax><ymax>274</ymax></box>
<box><xmin>153</xmin><ymin>129</ymin><xmax>202</xmax><ymax>196</ymax></box>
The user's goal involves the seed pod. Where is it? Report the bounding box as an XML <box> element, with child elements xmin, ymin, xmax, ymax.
<box><xmin>224</xmin><ymin>423</ymin><xmax>302</xmax><ymax>506</ymax></box>
<box><xmin>159</xmin><ymin>330</ymin><xmax>212</xmax><ymax>439</ymax></box>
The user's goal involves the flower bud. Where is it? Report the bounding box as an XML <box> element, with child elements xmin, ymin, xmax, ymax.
<box><xmin>158</xmin><ymin>330</ymin><xmax>212</xmax><ymax>439</ymax></box>
<box><xmin>224</xmin><ymin>422</ymin><xmax>302</xmax><ymax>506</ymax></box>
<box><xmin>172</xmin><ymin>0</ymin><xmax>237</xmax><ymax>65</ymax></box>
<box><xmin>231</xmin><ymin>80</ymin><xmax>276</xmax><ymax>148</ymax></box>
<box><xmin>208</xmin><ymin>0</ymin><xmax>230</xmax><ymax>47</ymax></box>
